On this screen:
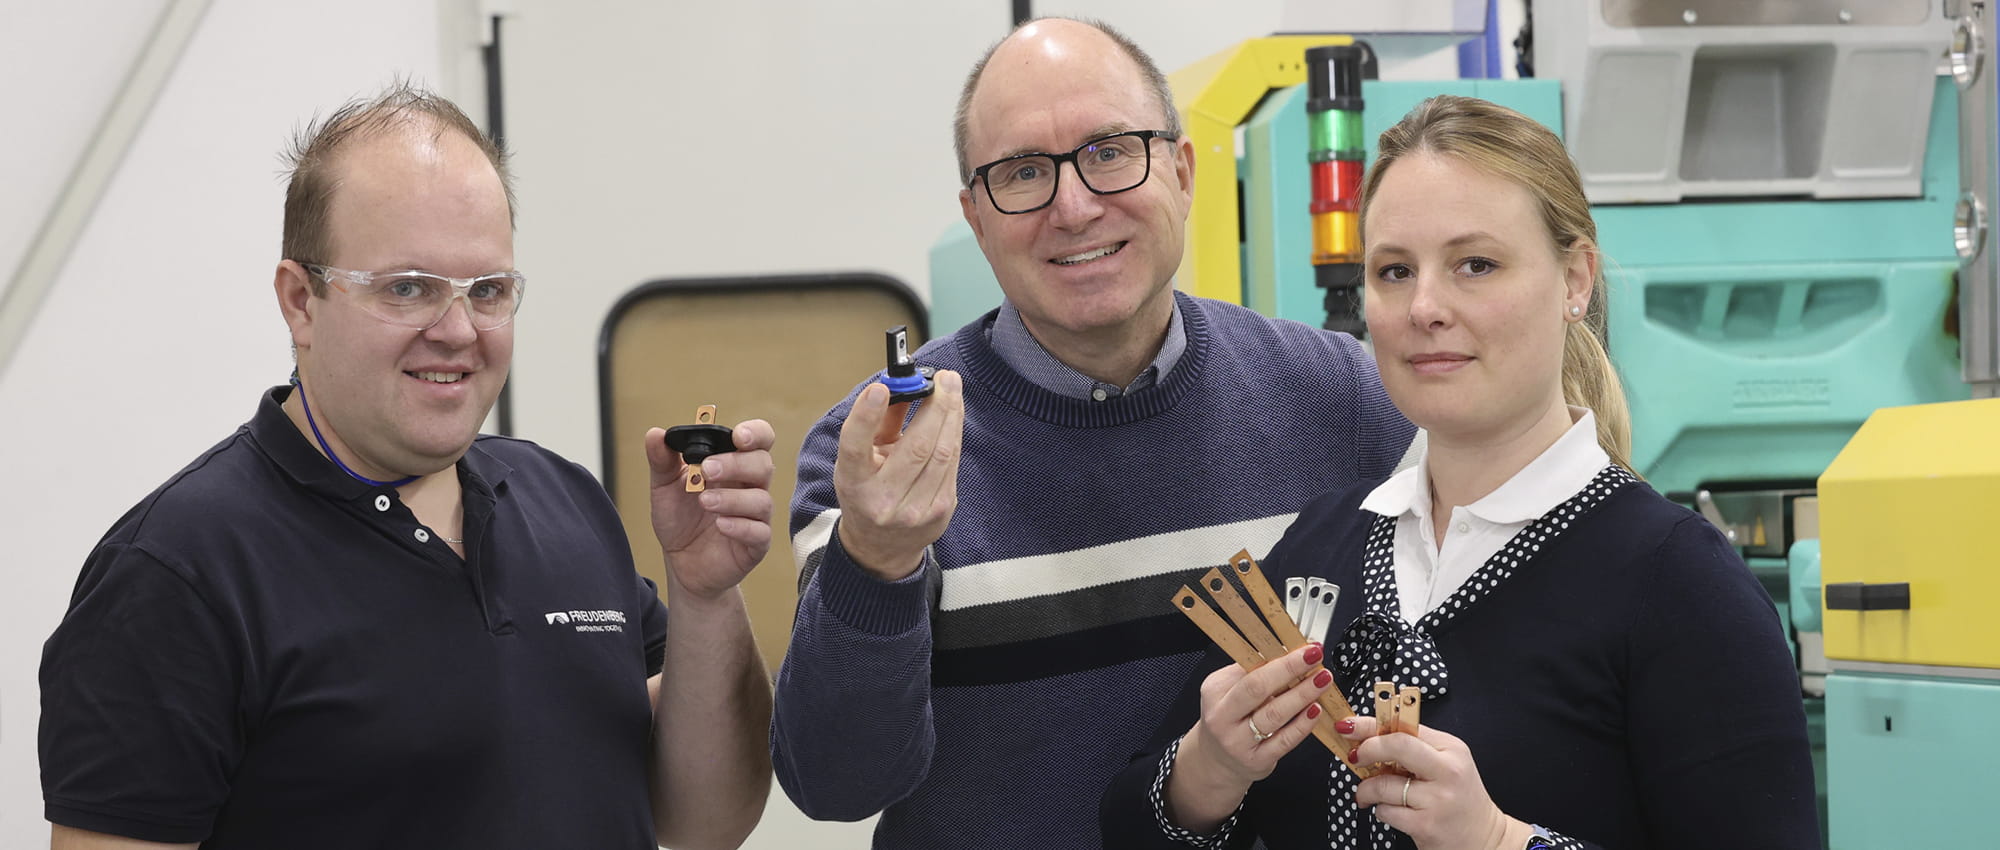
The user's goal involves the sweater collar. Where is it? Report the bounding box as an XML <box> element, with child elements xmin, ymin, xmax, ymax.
<box><xmin>956</xmin><ymin>291</ymin><xmax>1209</xmax><ymax>428</ymax></box>
<box><xmin>987</xmin><ymin>298</ymin><xmax>1188</xmax><ymax>401</ymax></box>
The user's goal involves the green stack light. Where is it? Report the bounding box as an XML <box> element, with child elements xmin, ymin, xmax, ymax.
<box><xmin>1304</xmin><ymin>43</ymin><xmax>1369</xmax><ymax>336</ymax></box>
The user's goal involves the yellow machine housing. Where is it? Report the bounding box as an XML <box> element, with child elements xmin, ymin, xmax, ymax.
<box><xmin>1818</xmin><ymin>397</ymin><xmax>2000</xmax><ymax>669</ymax></box>
<box><xmin>1167</xmin><ymin>35</ymin><xmax>1353</xmax><ymax>305</ymax></box>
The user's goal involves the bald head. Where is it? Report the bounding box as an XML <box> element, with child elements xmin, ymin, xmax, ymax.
<box><xmin>320</xmin><ymin>124</ymin><xmax>512</xmax><ymax>270</ymax></box>
<box><xmin>952</xmin><ymin>17</ymin><xmax>1180</xmax><ymax>183</ymax></box>
<box><xmin>282</xmin><ymin>82</ymin><xmax>513</xmax><ymax>291</ymax></box>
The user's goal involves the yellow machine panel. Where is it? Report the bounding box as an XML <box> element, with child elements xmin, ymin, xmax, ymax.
<box><xmin>1168</xmin><ymin>35</ymin><xmax>1353</xmax><ymax>305</ymax></box>
<box><xmin>1818</xmin><ymin>397</ymin><xmax>2000</xmax><ymax>668</ymax></box>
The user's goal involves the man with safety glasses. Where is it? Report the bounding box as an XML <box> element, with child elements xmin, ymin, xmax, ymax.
<box><xmin>772</xmin><ymin>17</ymin><xmax>1414</xmax><ymax>849</ymax></box>
<box><xmin>40</xmin><ymin>84</ymin><xmax>773</xmax><ymax>850</ymax></box>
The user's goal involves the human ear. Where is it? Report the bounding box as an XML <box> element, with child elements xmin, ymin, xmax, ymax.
<box><xmin>1562</xmin><ymin>239</ymin><xmax>1598</xmax><ymax>320</ymax></box>
<box><xmin>275</xmin><ymin>260</ymin><xmax>316</xmax><ymax>349</ymax></box>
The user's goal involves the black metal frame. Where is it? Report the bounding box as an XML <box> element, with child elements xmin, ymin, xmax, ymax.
<box><xmin>483</xmin><ymin>13</ymin><xmax>515</xmax><ymax>435</ymax></box>
<box><xmin>594</xmin><ymin>272</ymin><xmax>926</xmax><ymax>495</ymax></box>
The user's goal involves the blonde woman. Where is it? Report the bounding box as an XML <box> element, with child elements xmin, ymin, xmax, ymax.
<box><xmin>1102</xmin><ymin>96</ymin><xmax>1817</xmax><ymax>849</ymax></box>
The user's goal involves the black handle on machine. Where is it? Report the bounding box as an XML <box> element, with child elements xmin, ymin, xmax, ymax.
<box><xmin>1824</xmin><ymin>582</ymin><xmax>1911</xmax><ymax>611</ymax></box>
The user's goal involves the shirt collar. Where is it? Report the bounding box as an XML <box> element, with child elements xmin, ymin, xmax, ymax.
<box><xmin>987</xmin><ymin>297</ymin><xmax>1187</xmax><ymax>401</ymax></box>
<box><xmin>249</xmin><ymin>384</ymin><xmax>380</xmax><ymax>503</ymax></box>
<box><xmin>247</xmin><ymin>384</ymin><xmax>511</xmax><ymax>502</ymax></box>
<box><xmin>1360</xmin><ymin>407</ymin><xmax>1608</xmax><ymax>524</ymax></box>
<box><xmin>1360</xmin><ymin>452</ymin><xmax>1434</xmax><ymax>520</ymax></box>
<box><xmin>1468</xmin><ymin>407</ymin><xmax>1607</xmax><ymax>523</ymax></box>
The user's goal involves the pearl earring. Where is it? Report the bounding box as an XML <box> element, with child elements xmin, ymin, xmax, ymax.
<box><xmin>1569</xmin><ymin>305</ymin><xmax>1582</xmax><ymax>317</ymax></box>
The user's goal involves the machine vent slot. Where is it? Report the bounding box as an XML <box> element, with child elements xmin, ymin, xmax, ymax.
<box><xmin>1644</xmin><ymin>278</ymin><xmax>1881</xmax><ymax>347</ymax></box>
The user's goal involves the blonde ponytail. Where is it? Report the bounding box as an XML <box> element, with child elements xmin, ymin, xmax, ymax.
<box><xmin>1561</xmin><ymin>302</ymin><xmax>1633</xmax><ymax>472</ymax></box>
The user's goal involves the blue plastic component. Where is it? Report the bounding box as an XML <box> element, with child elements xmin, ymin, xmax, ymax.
<box><xmin>1454</xmin><ymin>0</ymin><xmax>1502</xmax><ymax>79</ymax></box>
<box><xmin>880</xmin><ymin>370</ymin><xmax>929</xmax><ymax>395</ymax></box>
<box><xmin>878</xmin><ymin>324</ymin><xmax>937</xmax><ymax>403</ymax></box>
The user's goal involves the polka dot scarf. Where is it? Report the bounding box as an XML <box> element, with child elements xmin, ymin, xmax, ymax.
<box><xmin>1325</xmin><ymin>464</ymin><xmax>1637</xmax><ymax>848</ymax></box>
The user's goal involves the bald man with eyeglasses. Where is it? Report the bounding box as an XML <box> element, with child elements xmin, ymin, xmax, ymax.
<box><xmin>769</xmin><ymin>17</ymin><xmax>1414</xmax><ymax>849</ymax></box>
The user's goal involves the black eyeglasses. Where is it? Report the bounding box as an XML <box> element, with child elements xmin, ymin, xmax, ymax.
<box><xmin>967</xmin><ymin>130</ymin><xmax>1177</xmax><ymax>215</ymax></box>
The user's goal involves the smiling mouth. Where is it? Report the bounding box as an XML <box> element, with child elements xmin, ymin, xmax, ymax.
<box><xmin>1052</xmin><ymin>242</ymin><xmax>1127</xmax><ymax>265</ymax></box>
<box><xmin>409</xmin><ymin>371</ymin><xmax>467</xmax><ymax>384</ymax></box>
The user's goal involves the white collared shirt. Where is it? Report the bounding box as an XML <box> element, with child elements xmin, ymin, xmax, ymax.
<box><xmin>1359</xmin><ymin>407</ymin><xmax>1609</xmax><ymax>624</ymax></box>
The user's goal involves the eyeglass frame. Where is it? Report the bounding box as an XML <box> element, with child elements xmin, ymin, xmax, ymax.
<box><xmin>966</xmin><ymin>130</ymin><xmax>1179</xmax><ymax>215</ymax></box>
<box><xmin>300</xmin><ymin>262</ymin><xmax>528</xmax><ymax>331</ymax></box>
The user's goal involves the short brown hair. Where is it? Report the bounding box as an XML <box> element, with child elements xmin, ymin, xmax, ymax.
<box><xmin>281</xmin><ymin>80</ymin><xmax>515</xmax><ymax>294</ymax></box>
<box><xmin>952</xmin><ymin>17</ymin><xmax>1182</xmax><ymax>183</ymax></box>
<box><xmin>1358</xmin><ymin>95</ymin><xmax>1634</xmax><ymax>471</ymax></box>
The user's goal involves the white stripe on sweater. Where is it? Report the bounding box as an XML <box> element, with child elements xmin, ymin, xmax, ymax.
<box><xmin>792</xmin><ymin>508</ymin><xmax>842</xmax><ymax>570</ymax></box>
<box><xmin>938</xmin><ymin>513</ymin><xmax>1299</xmax><ymax>612</ymax></box>
<box><xmin>793</xmin><ymin>509</ymin><xmax>1304</xmax><ymax>612</ymax></box>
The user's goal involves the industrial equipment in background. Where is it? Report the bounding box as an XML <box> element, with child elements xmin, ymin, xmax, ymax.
<box><xmin>928</xmin><ymin>2</ymin><xmax>1996</xmax><ymax>843</ymax></box>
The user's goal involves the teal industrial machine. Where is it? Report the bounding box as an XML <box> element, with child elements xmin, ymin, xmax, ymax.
<box><xmin>929</xmin><ymin>2</ymin><xmax>1988</xmax><ymax>844</ymax></box>
<box><xmin>1528</xmin><ymin>7</ymin><xmax>1970</xmax><ymax>844</ymax></box>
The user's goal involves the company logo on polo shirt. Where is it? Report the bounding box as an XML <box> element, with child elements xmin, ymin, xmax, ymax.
<box><xmin>544</xmin><ymin>609</ymin><xmax>626</xmax><ymax>633</ymax></box>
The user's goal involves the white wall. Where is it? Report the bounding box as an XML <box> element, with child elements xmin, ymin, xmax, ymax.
<box><xmin>500</xmin><ymin>0</ymin><xmax>1306</xmax><ymax>472</ymax></box>
<box><xmin>0</xmin><ymin>1</ymin><xmax>162</xmax><ymax>310</ymax></box>
<box><xmin>0</xmin><ymin>0</ymin><xmax>449</xmax><ymax>843</ymax></box>
<box><xmin>3</xmin><ymin>2</ymin><xmax>1524</xmax><ymax>847</ymax></box>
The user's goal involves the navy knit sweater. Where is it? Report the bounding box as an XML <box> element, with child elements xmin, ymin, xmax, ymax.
<box><xmin>772</xmin><ymin>293</ymin><xmax>1415</xmax><ymax>848</ymax></box>
<box><xmin>1100</xmin><ymin>472</ymin><xmax>1820</xmax><ymax>849</ymax></box>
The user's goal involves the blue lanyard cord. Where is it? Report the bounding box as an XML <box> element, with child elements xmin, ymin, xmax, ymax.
<box><xmin>291</xmin><ymin>376</ymin><xmax>419</xmax><ymax>489</ymax></box>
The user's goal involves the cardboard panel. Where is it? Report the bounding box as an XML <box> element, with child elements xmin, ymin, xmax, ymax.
<box><xmin>600</xmin><ymin>274</ymin><xmax>925</xmax><ymax>671</ymax></box>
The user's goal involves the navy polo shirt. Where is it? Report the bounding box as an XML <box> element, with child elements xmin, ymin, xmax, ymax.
<box><xmin>40</xmin><ymin>386</ymin><xmax>668</xmax><ymax>848</ymax></box>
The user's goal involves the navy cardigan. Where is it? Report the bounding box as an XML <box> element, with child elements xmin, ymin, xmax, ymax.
<box><xmin>1102</xmin><ymin>474</ymin><xmax>1820</xmax><ymax>849</ymax></box>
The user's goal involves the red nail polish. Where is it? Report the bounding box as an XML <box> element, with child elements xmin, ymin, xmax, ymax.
<box><xmin>1335</xmin><ymin>718</ymin><xmax>1356</xmax><ymax>735</ymax></box>
<box><xmin>1302</xmin><ymin>642</ymin><xmax>1323</xmax><ymax>665</ymax></box>
<box><xmin>1348</xmin><ymin>747</ymin><xmax>1359</xmax><ymax>764</ymax></box>
<box><xmin>1307</xmin><ymin>703</ymin><xmax>1322</xmax><ymax>720</ymax></box>
<box><xmin>1314</xmin><ymin>670</ymin><xmax>1333</xmax><ymax>688</ymax></box>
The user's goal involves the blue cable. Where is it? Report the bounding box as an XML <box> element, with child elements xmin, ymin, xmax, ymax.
<box><xmin>291</xmin><ymin>375</ymin><xmax>419</xmax><ymax>488</ymax></box>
